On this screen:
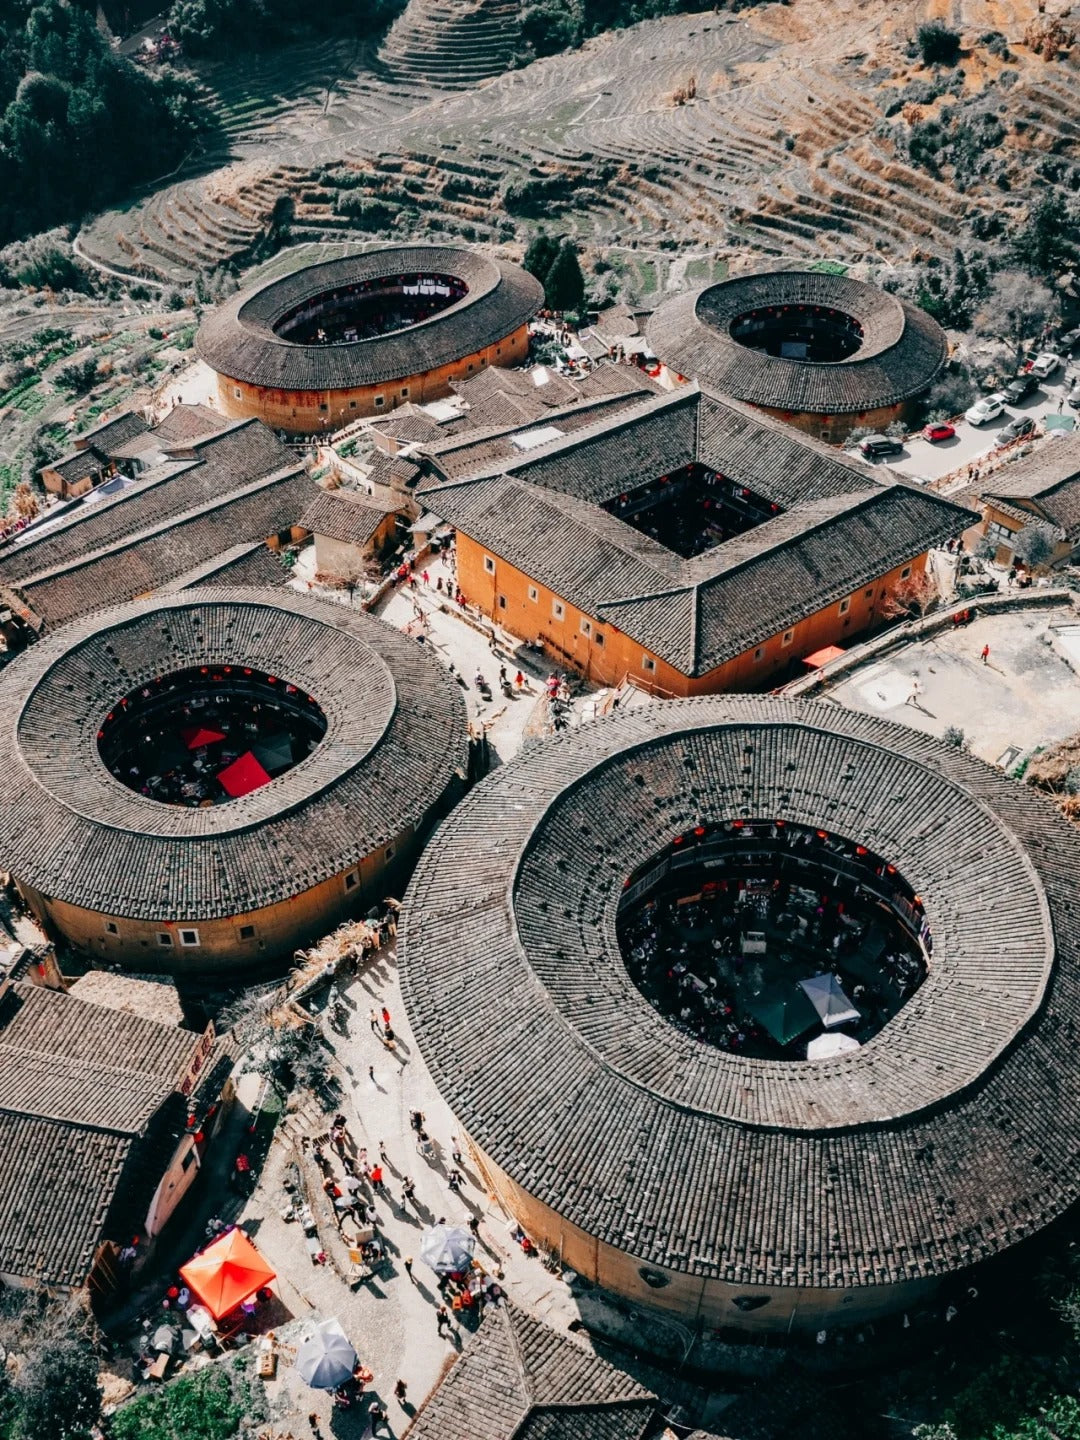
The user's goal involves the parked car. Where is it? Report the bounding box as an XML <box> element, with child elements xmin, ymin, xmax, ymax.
<box><xmin>1058</xmin><ymin>326</ymin><xmax>1080</xmax><ymax>355</ymax></box>
<box><xmin>1030</xmin><ymin>352</ymin><xmax>1062</xmax><ymax>378</ymax></box>
<box><xmin>858</xmin><ymin>434</ymin><xmax>904</xmax><ymax>459</ymax></box>
<box><xmin>923</xmin><ymin>421</ymin><xmax>956</xmax><ymax>443</ymax></box>
<box><xmin>995</xmin><ymin>415</ymin><xmax>1036</xmax><ymax>445</ymax></box>
<box><xmin>965</xmin><ymin>394</ymin><xmax>1008</xmax><ymax>425</ymax></box>
<box><xmin>1002</xmin><ymin>373</ymin><xmax>1040</xmax><ymax>405</ymax></box>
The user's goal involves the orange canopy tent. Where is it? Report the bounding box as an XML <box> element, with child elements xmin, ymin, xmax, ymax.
<box><xmin>179</xmin><ymin>1228</ymin><xmax>276</xmax><ymax>1322</ymax></box>
<box><xmin>802</xmin><ymin>645</ymin><xmax>845</xmax><ymax>670</ymax></box>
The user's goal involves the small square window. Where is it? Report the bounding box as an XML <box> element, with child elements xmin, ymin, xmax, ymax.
<box><xmin>467</xmin><ymin>363</ymin><xmax>474</xmax><ymax>372</ymax></box>
<box><xmin>179</xmin><ymin>928</ymin><xmax>200</xmax><ymax>947</ymax></box>
<box><xmin>900</xmin><ymin>566</ymin><xmax>912</xmax><ymax>580</ymax></box>
<box><xmin>350</xmin><ymin>400</ymin><xmax>357</xmax><ymax>409</ymax></box>
<box><xmin>157</xmin><ymin>932</ymin><xmax>173</xmax><ymax>947</ymax></box>
<box><xmin>319</xmin><ymin>403</ymin><xmax>328</xmax><ymax>413</ymax></box>
<box><xmin>642</xmin><ymin>655</ymin><xmax>656</xmax><ymax>673</ymax></box>
<box><xmin>527</xmin><ymin>585</ymin><xmax>539</xmax><ymax>603</ymax></box>
<box><xmin>580</xmin><ymin>619</ymin><xmax>592</xmax><ymax>637</ymax></box>
<box><xmin>496</xmin><ymin>346</ymin><xmax>502</xmax><ymax>356</ymax></box>
<box><xmin>400</xmin><ymin>387</ymin><xmax>409</xmax><ymax>398</ymax></box>
<box><xmin>594</xmin><ymin>631</ymin><xmax>604</xmax><ymax>647</ymax></box>
<box><xmin>238</xmin><ymin>924</ymin><xmax>256</xmax><ymax>941</ymax></box>
<box><xmin>864</xmin><ymin>587</ymin><xmax>874</xmax><ymax>599</ymax></box>
<box><xmin>233</xmin><ymin>387</ymin><xmax>241</xmax><ymax>400</ymax></box>
<box><xmin>552</xmin><ymin>600</ymin><xmax>565</xmax><ymax>620</ymax></box>
<box><xmin>345</xmin><ymin>870</ymin><xmax>359</xmax><ymax>891</ymax></box>
<box><xmin>498</xmin><ymin>594</ymin><xmax>507</xmax><ymax>610</ymax></box>
<box><xmin>385</xmin><ymin>844</ymin><xmax>395</xmax><ymax>861</ymax></box>
<box><xmin>105</xmin><ymin>921</ymin><xmax>119</xmax><ymax>935</ymax></box>
<box><xmin>782</xmin><ymin>630</ymin><xmax>794</xmax><ymax>647</ymax></box>
<box><xmin>374</xmin><ymin>396</ymin><xmax>385</xmax><ymax>409</ymax></box>
<box><xmin>753</xmin><ymin>646</ymin><xmax>765</xmax><ymax>662</ymax></box>
<box><xmin>483</xmin><ymin>555</ymin><xmax>496</xmax><ymax>574</ymax></box>
<box><xmin>839</xmin><ymin>598</ymin><xmax>850</xmax><ymax>615</ymax></box>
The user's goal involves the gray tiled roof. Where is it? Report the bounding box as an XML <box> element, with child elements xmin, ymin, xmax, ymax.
<box><xmin>152</xmin><ymin>403</ymin><xmax>229</xmax><ymax>446</ymax></box>
<box><xmin>0</xmin><ymin>589</ymin><xmax>467</xmax><ymax>918</ymax></box>
<box><xmin>301</xmin><ymin>491</ymin><xmax>395</xmax><ymax>545</ymax></box>
<box><xmin>406</xmin><ymin>1305</ymin><xmax>656</xmax><ymax>1440</ymax></box>
<box><xmin>163</xmin><ymin>542</ymin><xmax>285</xmax><ymax>592</ymax></box>
<box><xmin>0</xmin><ymin>981</ymin><xmax>205</xmax><ymax>1286</ymax></box>
<box><xmin>647</xmin><ymin>270</ymin><xmax>946</xmax><ymax>415</ymax></box>
<box><xmin>78</xmin><ymin>411</ymin><xmax>152</xmax><ymax>455</ymax></box>
<box><xmin>418</xmin><ymin>387</ymin><xmax>968</xmax><ymax>675</ymax></box>
<box><xmin>401</xmin><ymin>697</ymin><xmax>1079</xmax><ymax>1290</ymax></box>
<box><xmin>7</xmin><ymin>420</ymin><xmax>296</xmax><ymax>586</ymax></box>
<box><xmin>16</xmin><ymin>466</ymin><xmax>314</xmax><ymax>628</ymax></box>
<box><xmin>983</xmin><ymin>435</ymin><xmax>1080</xmax><ymax>540</ymax></box>
<box><xmin>197</xmin><ymin>246</ymin><xmax>542</xmax><ymax>391</ymax></box>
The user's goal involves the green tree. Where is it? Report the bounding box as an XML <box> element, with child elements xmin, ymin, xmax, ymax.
<box><xmin>917</xmin><ymin>21</ymin><xmax>962</xmax><ymax>65</ymax></box>
<box><xmin>543</xmin><ymin>240</ymin><xmax>585</xmax><ymax>312</ymax></box>
<box><xmin>523</xmin><ymin>230</ymin><xmax>559</xmax><ymax>284</ymax></box>
<box><xmin>1011</xmin><ymin>194</ymin><xmax>1079</xmax><ymax>280</ymax></box>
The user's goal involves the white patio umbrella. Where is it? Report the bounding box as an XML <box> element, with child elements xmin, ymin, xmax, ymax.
<box><xmin>419</xmin><ymin>1223</ymin><xmax>475</xmax><ymax>1275</ymax></box>
<box><xmin>295</xmin><ymin>1319</ymin><xmax>358</xmax><ymax>1390</ymax></box>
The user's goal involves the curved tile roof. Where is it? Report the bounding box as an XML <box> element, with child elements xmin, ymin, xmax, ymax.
<box><xmin>197</xmin><ymin>246</ymin><xmax>543</xmax><ymax>392</ymax></box>
<box><xmin>401</xmin><ymin>698</ymin><xmax>1080</xmax><ymax>1290</ymax></box>
<box><xmin>646</xmin><ymin>271</ymin><xmax>947</xmax><ymax>415</ymax></box>
<box><xmin>0</xmin><ymin>589</ymin><xmax>468</xmax><ymax>919</ymax></box>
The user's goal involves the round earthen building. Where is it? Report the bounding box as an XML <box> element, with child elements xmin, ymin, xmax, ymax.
<box><xmin>401</xmin><ymin>697</ymin><xmax>1080</xmax><ymax>1338</ymax></box>
<box><xmin>0</xmin><ymin>588</ymin><xmax>468</xmax><ymax>973</ymax></box>
<box><xmin>646</xmin><ymin>270</ymin><xmax>947</xmax><ymax>441</ymax></box>
<box><xmin>197</xmin><ymin>246</ymin><xmax>543</xmax><ymax>435</ymax></box>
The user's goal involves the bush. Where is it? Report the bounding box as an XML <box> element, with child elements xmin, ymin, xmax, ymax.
<box><xmin>111</xmin><ymin>1364</ymin><xmax>266</xmax><ymax>1440</ymax></box>
<box><xmin>917</xmin><ymin>21</ymin><xmax>962</xmax><ymax>65</ymax></box>
<box><xmin>55</xmin><ymin>357</ymin><xmax>99</xmax><ymax>394</ymax></box>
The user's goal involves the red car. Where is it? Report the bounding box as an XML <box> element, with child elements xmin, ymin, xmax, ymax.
<box><xmin>923</xmin><ymin>422</ymin><xmax>956</xmax><ymax>443</ymax></box>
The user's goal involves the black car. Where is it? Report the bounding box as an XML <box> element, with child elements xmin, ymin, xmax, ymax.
<box><xmin>858</xmin><ymin>434</ymin><xmax>903</xmax><ymax>459</ymax></box>
<box><xmin>1002</xmin><ymin>373</ymin><xmax>1040</xmax><ymax>404</ymax></box>
<box><xmin>996</xmin><ymin>415</ymin><xmax>1036</xmax><ymax>445</ymax></box>
<box><xmin>1058</xmin><ymin>325</ymin><xmax>1080</xmax><ymax>355</ymax></box>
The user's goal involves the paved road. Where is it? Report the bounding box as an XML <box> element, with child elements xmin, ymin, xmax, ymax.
<box><xmin>857</xmin><ymin>361</ymin><xmax>1079</xmax><ymax>488</ymax></box>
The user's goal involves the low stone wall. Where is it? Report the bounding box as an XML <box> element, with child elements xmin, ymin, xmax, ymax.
<box><xmin>779</xmin><ymin>588</ymin><xmax>1076</xmax><ymax>698</ymax></box>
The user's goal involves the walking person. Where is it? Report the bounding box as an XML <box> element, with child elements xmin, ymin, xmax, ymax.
<box><xmin>370</xmin><ymin>1163</ymin><xmax>385</xmax><ymax>1193</ymax></box>
<box><xmin>403</xmin><ymin>1255</ymin><xmax>415</xmax><ymax>1283</ymax></box>
<box><xmin>381</xmin><ymin>1006</ymin><xmax>391</xmax><ymax>1031</ymax></box>
<box><xmin>394</xmin><ymin>1379</ymin><xmax>408</xmax><ymax>1404</ymax></box>
<box><xmin>981</xmin><ymin>643</ymin><xmax>990</xmax><ymax>664</ymax></box>
<box><xmin>448</xmin><ymin>1167</ymin><xmax>463</xmax><ymax>1193</ymax></box>
<box><xmin>368</xmin><ymin>1401</ymin><xmax>389</xmax><ymax>1437</ymax></box>
<box><xmin>906</xmin><ymin>678</ymin><xmax>921</xmax><ymax>707</ymax></box>
<box><xmin>369</xmin><ymin>1008</ymin><xmax>381</xmax><ymax>1035</ymax></box>
<box><xmin>436</xmin><ymin>1305</ymin><xmax>452</xmax><ymax>1337</ymax></box>
<box><xmin>401</xmin><ymin>1175</ymin><xmax>416</xmax><ymax>1211</ymax></box>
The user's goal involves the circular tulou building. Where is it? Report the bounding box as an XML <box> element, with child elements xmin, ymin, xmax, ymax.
<box><xmin>646</xmin><ymin>269</ymin><xmax>947</xmax><ymax>442</ymax></box>
<box><xmin>197</xmin><ymin>245</ymin><xmax>543</xmax><ymax>435</ymax></box>
<box><xmin>0</xmin><ymin>589</ymin><xmax>468</xmax><ymax>974</ymax></box>
<box><xmin>401</xmin><ymin>696</ymin><xmax>1080</xmax><ymax>1338</ymax></box>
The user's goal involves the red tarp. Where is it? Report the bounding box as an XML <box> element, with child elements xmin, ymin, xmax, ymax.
<box><xmin>179</xmin><ymin>1228</ymin><xmax>276</xmax><ymax>1322</ymax></box>
<box><xmin>180</xmin><ymin>725</ymin><xmax>227</xmax><ymax>750</ymax></box>
<box><xmin>802</xmin><ymin>645</ymin><xmax>846</xmax><ymax>669</ymax></box>
<box><xmin>217</xmin><ymin>751</ymin><xmax>272</xmax><ymax>798</ymax></box>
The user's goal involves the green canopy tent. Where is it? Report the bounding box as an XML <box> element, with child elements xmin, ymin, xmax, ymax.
<box><xmin>747</xmin><ymin>986</ymin><xmax>819</xmax><ymax>1048</ymax></box>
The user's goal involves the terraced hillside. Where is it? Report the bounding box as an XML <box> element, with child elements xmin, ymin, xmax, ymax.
<box><xmin>77</xmin><ymin>0</ymin><xmax>1078</xmax><ymax>287</ymax></box>
<box><xmin>379</xmin><ymin>0</ymin><xmax>523</xmax><ymax>87</ymax></box>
